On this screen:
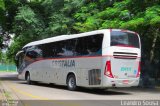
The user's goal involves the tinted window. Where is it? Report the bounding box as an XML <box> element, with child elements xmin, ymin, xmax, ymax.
<box><xmin>64</xmin><ymin>39</ymin><xmax>76</xmax><ymax>56</ymax></box>
<box><xmin>111</xmin><ymin>31</ymin><xmax>140</xmax><ymax>48</ymax></box>
<box><xmin>75</xmin><ymin>37</ymin><xmax>88</xmax><ymax>56</ymax></box>
<box><xmin>24</xmin><ymin>34</ymin><xmax>103</xmax><ymax>59</ymax></box>
<box><xmin>40</xmin><ymin>43</ymin><xmax>54</xmax><ymax>58</ymax></box>
<box><xmin>54</xmin><ymin>41</ymin><xmax>68</xmax><ymax>57</ymax></box>
<box><xmin>26</xmin><ymin>46</ymin><xmax>43</xmax><ymax>59</ymax></box>
<box><xmin>75</xmin><ymin>34</ymin><xmax>103</xmax><ymax>56</ymax></box>
<box><xmin>21</xmin><ymin>46</ymin><xmax>43</xmax><ymax>69</ymax></box>
<box><xmin>40</xmin><ymin>39</ymin><xmax>76</xmax><ymax>58</ymax></box>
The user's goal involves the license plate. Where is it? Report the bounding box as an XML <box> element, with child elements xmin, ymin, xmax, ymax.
<box><xmin>123</xmin><ymin>80</ymin><xmax>129</xmax><ymax>84</ymax></box>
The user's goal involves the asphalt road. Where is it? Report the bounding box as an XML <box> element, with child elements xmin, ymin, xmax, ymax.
<box><xmin>0</xmin><ymin>72</ymin><xmax>159</xmax><ymax>106</ymax></box>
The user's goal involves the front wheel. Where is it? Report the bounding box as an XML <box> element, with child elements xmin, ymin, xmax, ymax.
<box><xmin>26</xmin><ymin>73</ymin><xmax>32</xmax><ymax>84</ymax></box>
<box><xmin>67</xmin><ymin>75</ymin><xmax>77</xmax><ymax>91</ymax></box>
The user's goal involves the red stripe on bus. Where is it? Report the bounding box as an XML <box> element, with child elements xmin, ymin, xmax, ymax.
<box><xmin>22</xmin><ymin>55</ymin><xmax>141</xmax><ymax>67</ymax></box>
<box><xmin>114</xmin><ymin>45</ymin><xmax>135</xmax><ymax>48</ymax></box>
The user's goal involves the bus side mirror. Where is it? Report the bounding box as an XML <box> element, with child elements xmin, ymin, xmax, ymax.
<box><xmin>15</xmin><ymin>50</ymin><xmax>24</xmax><ymax>60</ymax></box>
<box><xmin>15</xmin><ymin>51</ymin><xmax>24</xmax><ymax>67</ymax></box>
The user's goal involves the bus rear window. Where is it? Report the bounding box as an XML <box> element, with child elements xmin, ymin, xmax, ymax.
<box><xmin>111</xmin><ymin>31</ymin><xmax>140</xmax><ymax>48</ymax></box>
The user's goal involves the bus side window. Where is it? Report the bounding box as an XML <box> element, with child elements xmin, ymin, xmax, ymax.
<box><xmin>83</xmin><ymin>34</ymin><xmax>103</xmax><ymax>56</ymax></box>
<box><xmin>75</xmin><ymin>34</ymin><xmax>103</xmax><ymax>56</ymax></box>
<box><xmin>52</xmin><ymin>42</ymin><xmax>58</xmax><ymax>57</ymax></box>
<box><xmin>41</xmin><ymin>43</ymin><xmax>53</xmax><ymax>58</ymax></box>
<box><xmin>25</xmin><ymin>45</ymin><xmax>43</xmax><ymax>62</ymax></box>
<box><xmin>26</xmin><ymin>51</ymin><xmax>38</xmax><ymax>59</ymax></box>
<box><xmin>75</xmin><ymin>37</ymin><xmax>88</xmax><ymax>56</ymax></box>
<box><xmin>55</xmin><ymin>41</ymin><xmax>66</xmax><ymax>57</ymax></box>
<box><xmin>92</xmin><ymin>34</ymin><xmax>103</xmax><ymax>55</ymax></box>
<box><xmin>65</xmin><ymin>39</ymin><xmax>76</xmax><ymax>56</ymax></box>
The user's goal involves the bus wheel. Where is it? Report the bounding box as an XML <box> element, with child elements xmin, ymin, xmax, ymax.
<box><xmin>26</xmin><ymin>73</ymin><xmax>32</xmax><ymax>84</ymax></box>
<box><xmin>67</xmin><ymin>74</ymin><xmax>77</xmax><ymax>91</ymax></box>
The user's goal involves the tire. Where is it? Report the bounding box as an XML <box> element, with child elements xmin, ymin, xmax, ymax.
<box><xmin>67</xmin><ymin>74</ymin><xmax>77</xmax><ymax>91</ymax></box>
<box><xmin>26</xmin><ymin>73</ymin><xmax>32</xmax><ymax>84</ymax></box>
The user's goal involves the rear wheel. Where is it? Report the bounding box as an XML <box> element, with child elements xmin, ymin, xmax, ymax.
<box><xmin>67</xmin><ymin>74</ymin><xmax>77</xmax><ymax>91</ymax></box>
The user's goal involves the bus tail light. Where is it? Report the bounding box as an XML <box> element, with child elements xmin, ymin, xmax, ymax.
<box><xmin>136</xmin><ymin>62</ymin><xmax>141</xmax><ymax>78</ymax></box>
<box><xmin>104</xmin><ymin>61</ymin><xmax>114</xmax><ymax>78</ymax></box>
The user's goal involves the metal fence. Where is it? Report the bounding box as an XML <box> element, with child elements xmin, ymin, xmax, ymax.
<box><xmin>0</xmin><ymin>64</ymin><xmax>16</xmax><ymax>72</ymax></box>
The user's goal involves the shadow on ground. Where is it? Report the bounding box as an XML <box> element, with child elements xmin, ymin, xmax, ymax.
<box><xmin>18</xmin><ymin>82</ymin><xmax>131</xmax><ymax>95</ymax></box>
<box><xmin>1</xmin><ymin>72</ymin><xmax>159</xmax><ymax>95</ymax></box>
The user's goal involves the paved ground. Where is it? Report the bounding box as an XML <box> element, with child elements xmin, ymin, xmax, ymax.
<box><xmin>0</xmin><ymin>72</ymin><xmax>159</xmax><ymax>106</ymax></box>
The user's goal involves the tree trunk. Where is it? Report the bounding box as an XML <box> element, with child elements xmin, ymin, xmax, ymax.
<box><xmin>149</xmin><ymin>28</ymin><xmax>159</xmax><ymax>63</ymax></box>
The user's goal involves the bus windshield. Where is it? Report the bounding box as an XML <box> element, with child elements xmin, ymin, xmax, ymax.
<box><xmin>111</xmin><ymin>31</ymin><xmax>140</xmax><ymax>48</ymax></box>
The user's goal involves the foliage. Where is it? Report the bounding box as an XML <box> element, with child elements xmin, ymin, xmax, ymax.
<box><xmin>0</xmin><ymin>0</ymin><xmax>19</xmax><ymax>49</ymax></box>
<box><xmin>14</xmin><ymin>5</ymin><xmax>45</xmax><ymax>39</ymax></box>
<box><xmin>0</xmin><ymin>0</ymin><xmax>159</xmax><ymax>68</ymax></box>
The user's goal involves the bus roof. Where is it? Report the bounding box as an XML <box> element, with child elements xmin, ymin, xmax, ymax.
<box><xmin>23</xmin><ymin>29</ymin><xmax>137</xmax><ymax>48</ymax></box>
<box><xmin>23</xmin><ymin>29</ymin><xmax>108</xmax><ymax>48</ymax></box>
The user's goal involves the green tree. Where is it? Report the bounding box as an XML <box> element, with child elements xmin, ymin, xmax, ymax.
<box><xmin>0</xmin><ymin>0</ymin><xmax>19</xmax><ymax>49</ymax></box>
<box><xmin>74</xmin><ymin>0</ymin><xmax>160</xmax><ymax>64</ymax></box>
<box><xmin>0</xmin><ymin>0</ymin><xmax>159</xmax><ymax>84</ymax></box>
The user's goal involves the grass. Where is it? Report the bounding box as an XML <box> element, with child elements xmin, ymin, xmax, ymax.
<box><xmin>0</xmin><ymin>80</ymin><xmax>15</xmax><ymax>105</ymax></box>
<box><xmin>3</xmin><ymin>90</ymin><xmax>15</xmax><ymax>105</ymax></box>
<box><xmin>4</xmin><ymin>91</ymin><xmax>11</xmax><ymax>99</ymax></box>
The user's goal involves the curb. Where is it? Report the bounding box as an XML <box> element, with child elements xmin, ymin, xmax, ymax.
<box><xmin>155</xmin><ymin>86</ymin><xmax>160</xmax><ymax>90</ymax></box>
<box><xmin>0</xmin><ymin>81</ymin><xmax>5</xmax><ymax>100</ymax></box>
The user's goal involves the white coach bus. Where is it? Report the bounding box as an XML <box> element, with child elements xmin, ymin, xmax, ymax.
<box><xmin>16</xmin><ymin>29</ymin><xmax>141</xmax><ymax>90</ymax></box>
